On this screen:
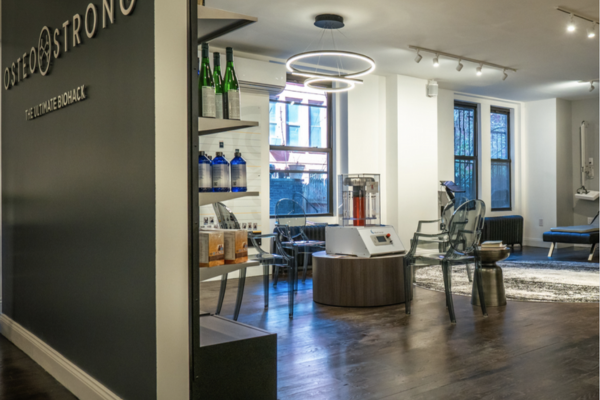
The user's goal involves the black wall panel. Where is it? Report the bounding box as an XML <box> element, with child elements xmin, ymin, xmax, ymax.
<box><xmin>2</xmin><ymin>1</ymin><xmax>156</xmax><ymax>399</ymax></box>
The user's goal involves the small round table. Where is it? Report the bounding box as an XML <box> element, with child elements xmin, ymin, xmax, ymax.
<box><xmin>471</xmin><ymin>247</ymin><xmax>510</xmax><ymax>307</ymax></box>
<box><xmin>312</xmin><ymin>251</ymin><xmax>406</xmax><ymax>307</ymax></box>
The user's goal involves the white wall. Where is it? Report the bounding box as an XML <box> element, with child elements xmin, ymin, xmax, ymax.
<box><xmin>155</xmin><ymin>0</ymin><xmax>189</xmax><ymax>397</ymax></box>
<box><xmin>571</xmin><ymin>97</ymin><xmax>600</xmax><ymax>225</ymax></box>
<box><xmin>393</xmin><ymin>75</ymin><xmax>439</xmax><ymax>245</ymax></box>
<box><xmin>347</xmin><ymin>74</ymin><xmax>388</xmax><ymax>222</ymax></box>
<box><xmin>437</xmin><ymin>89</ymin><xmax>454</xmax><ymax>182</ymax></box>
<box><xmin>522</xmin><ymin>98</ymin><xmax>558</xmax><ymax>247</ymax></box>
<box><xmin>556</xmin><ymin>99</ymin><xmax>573</xmax><ymax>227</ymax></box>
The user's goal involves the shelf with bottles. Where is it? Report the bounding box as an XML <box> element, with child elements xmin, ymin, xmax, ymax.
<box><xmin>197</xmin><ymin>4</ymin><xmax>257</xmax><ymax>44</ymax></box>
<box><xmin>199</xmin><ymin>44</ymin><xmax>245</xmax><ymax>121</ymax></box>
<box><xmin>198</xmin><ymin>191</ymin><xmax>259</xmax><ymax>207</ymax></box>
<box><xmin>198</xmin><ymin>117</ymin><xmax>258</xmax><ymax>136</ymax></box>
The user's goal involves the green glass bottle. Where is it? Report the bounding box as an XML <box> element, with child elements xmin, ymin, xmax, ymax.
<box><xmin>213</xmin><ymin>52</ymin><xmax>224</xmax><ymax>119</ymax></box>
<box><xmin>223</xmin><ymin>47</ymin><xmax>240</xmax><ymax>120</ymax></box>
<box><xmin>199</xmin><ymin>43</ymin><xmax>215</xmax><ymax>118</ymax></box>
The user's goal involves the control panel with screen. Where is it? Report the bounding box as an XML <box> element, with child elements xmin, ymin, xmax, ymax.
<box><xmin>371</xmin><ymin>234</ymin><xmax>392</xmax><ymax>246</ymax></box>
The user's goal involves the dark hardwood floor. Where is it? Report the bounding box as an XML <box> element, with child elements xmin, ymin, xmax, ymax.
<box><xmin>0</xmin><ymin>334</ymin><xmax>77</xmax><ymax>400</ymax></box>
<box><xmin>0</xmin><ymin>246</ymin><xmax>597</xmax><ymax>399</ymax></box>
<box><xmin>201</xmin><ymin>245</ymin><xmax>599</xmax><ymax>400</ymax></box>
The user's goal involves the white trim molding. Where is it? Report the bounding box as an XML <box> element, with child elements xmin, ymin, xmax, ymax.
<box><xmin>0</xmin><ymin>314</ymin><xmax>122</xmax><ymax>400</ymax></box>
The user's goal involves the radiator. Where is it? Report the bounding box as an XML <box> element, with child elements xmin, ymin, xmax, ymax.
<box><xmin>480</xmin><ymin>215</ymin><xmax>523</xmax><ymax>248</ymax></box>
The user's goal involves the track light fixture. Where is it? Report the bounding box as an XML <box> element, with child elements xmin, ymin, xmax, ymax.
<box><xmin>502</xmin><ymin>69</ymin><xmax>508</xmax><ymax>81</ymax></box>
<box><xmin>414</xmin><ymin>50</ymin><xmax>422</xmax><ymax>63</ymax></box>
<box><xmin>588</xmin><ymin>22</ymin><xmax>596</xmax><ymax>38</ymax></box>
<box><xmin>579</xmin><ymin>79</ymin><xmax>599</xmax><ymax>92</ymax></box>
<box><xmin>557</xmin><ymin>7</ymin><xmax>599</xmax><ymax>39</ymax></box>
<box><xmin>456</xmin><ymin>59</ymin><xmax>463</xmax><ymax>72</ymax></box>
<box><xmin>408</xmin><ymin>45</ymin><xmax>516</xmax><ymax>82</ymax></box>
<box><xmin>567</xmin><ymin>13</ymin><xmax>576</xmax><ymax>32</ymax></box>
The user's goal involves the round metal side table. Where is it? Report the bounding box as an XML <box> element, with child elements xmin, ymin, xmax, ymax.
<box><xmin>471</xmin><ymin>247</ymin><xmax>510</xmax><ymax>307</ymax></box>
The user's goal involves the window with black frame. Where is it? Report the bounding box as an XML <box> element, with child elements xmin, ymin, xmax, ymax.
<box><xmin>454</xmin><ymin>102</ymin><xmax>478</xmax><ymax>200</ymax></box>
<box><xmin>269</xmin><ymin>82</ymin><xmax>332</xmax><ymax>216</ymax></box>
<box><xmin>490</xmin><ymin>107</ymin><xmax>511</xmax><ymax>210</ymax></box>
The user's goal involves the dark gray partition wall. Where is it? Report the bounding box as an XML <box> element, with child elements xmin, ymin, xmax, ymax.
<box><xmin>2</xmin><ymin>1</ymin><xmax>156</xmax><ymax>399</ymax></box>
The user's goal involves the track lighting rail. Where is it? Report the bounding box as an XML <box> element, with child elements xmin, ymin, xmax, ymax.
<box><xmin>408</xmin><ymin>45</ymin><xmax>517</xmax><ymax>72</ymax></box>
<box><xmin>556</xmin><ymin>7</ymin><xmax>599</xmax><ymax>24</ymax></box>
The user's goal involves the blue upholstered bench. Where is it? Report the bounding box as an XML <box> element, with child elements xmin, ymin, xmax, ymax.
<box><xmin>543</xmin><ymin>213</ymin><xmax>599</xmax><ymax>261</ymax></box>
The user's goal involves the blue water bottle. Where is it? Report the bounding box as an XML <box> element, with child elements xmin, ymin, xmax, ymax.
<box><xmin>231</xmin><ymin>149</ymin><xmax>247</xmax><ymax>192</ymax></box>
<box><xmin>198</xmin><ymin>151</ymin><xmax>212</xmax><ymax>192</ymax></box>
<box><xmin>211</xmin><ymin>152</ymin><xmax>230</xmax><ymax>192</ymax></box>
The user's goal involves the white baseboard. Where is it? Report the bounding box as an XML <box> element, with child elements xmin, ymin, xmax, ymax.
<box><xmin>0</xmin><ymin>314</ymin><xmax>122</xmax><ymax>400</ymax></box>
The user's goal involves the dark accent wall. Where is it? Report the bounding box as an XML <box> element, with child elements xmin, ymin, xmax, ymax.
<box><xmin>2</xmin><ymin>1</ymin><xmax>156</xmax><ymax>399</ymax></box>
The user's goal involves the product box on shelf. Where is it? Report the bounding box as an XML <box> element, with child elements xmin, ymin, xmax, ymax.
<box><xmin>199</xmin><ymin>230</ymin><xmax>225</xmax><ymax>268</ymax></box>
<box><xmin>223</xmin><ymin>229</ymin><xmax>248</xmax><ymax>264</ymax></box>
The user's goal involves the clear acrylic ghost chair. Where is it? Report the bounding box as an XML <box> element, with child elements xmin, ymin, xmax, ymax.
<box><xmin>250</xmin><ymin>233</ymin><xmax>296</xmax><ymax>318</ymax></box>
<box><xmin>274</xmin><ymin>198</ymin><xmax>325</xmax><ymax>288</ymax></box>
<box><xmin>405</xmin><ymin>199</ymin><xmax>487</xmax><ymax>323</ymax></box>
<box><xmin>212</xmin><ymin>202</ymin><xmax>246</xmax><ymax>321</ymax></box>
<box><xmin>412</xmin><ymin>197</ymin><xmax>474</xmax><ymax>283</ymax></box>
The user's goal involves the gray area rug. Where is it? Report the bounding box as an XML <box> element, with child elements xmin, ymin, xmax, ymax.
<box><xmin>414</xmin><ymin>260</ymin><xmax>599</xmax><ymax>303</ymax></box>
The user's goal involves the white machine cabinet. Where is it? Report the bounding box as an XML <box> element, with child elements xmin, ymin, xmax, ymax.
<box><xmin>326</xmin><ymin>225</ymin><xmax>405</xmax><ymax>258</ymax></box>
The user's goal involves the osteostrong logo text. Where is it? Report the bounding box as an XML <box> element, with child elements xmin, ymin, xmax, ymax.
<box><xmin>4</xmin><ymin>0</ymin><xmax>137</xmax><ymax>90</ymax></box>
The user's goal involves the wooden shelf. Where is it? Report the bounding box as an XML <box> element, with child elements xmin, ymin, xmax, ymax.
<box><xmin>198</xmin><ymin>117</ymin><xmax>259</xmax><ymax>135</ymax></box>
<box><xmin>198</xmin><ymin>4</ymin><xmax>257</xmax><ymax>44</ymax></box>
<box><xmin>200</xmin><ymin>259</ymin><xmax>260</xmax><ymax>281</ymax></box>
<box><xmin>198</xmin><ymin>191</ymin><xmax>259</xmax><ymax>207</ymax></box>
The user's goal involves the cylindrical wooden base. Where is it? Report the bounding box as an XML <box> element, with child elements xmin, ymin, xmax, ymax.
<box><xmin>312</xmin><ymin>251</ymin><xmax>406</xmax><ymax>307</ymax></box>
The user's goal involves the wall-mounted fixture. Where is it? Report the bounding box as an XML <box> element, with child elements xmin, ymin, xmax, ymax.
<box><xmin>426</xmin><ymin>80</ymin><xmax>438</xmax><ymax>97</ymax></box>
<box><xmin>557</xmin><ymin>7</ymin><xmax>599</xmax><ymax>39</ymax></box>
<box><xmin>286</xmin><ymin>14</ymin><xmax>375</xmax><ymax>93</ymax></box>
<box><xmin>409</xmin><ymin>45</ymin><xmax>517</xmax><ymax>80</ymax></box>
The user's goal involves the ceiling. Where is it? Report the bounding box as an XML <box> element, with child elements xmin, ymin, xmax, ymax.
<box><xmin>208</xmin><ymin>0</ymin><xmax>599</xmax><ymax>102</ymax></box>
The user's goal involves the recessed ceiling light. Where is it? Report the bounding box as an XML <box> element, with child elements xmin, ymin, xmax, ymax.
<box><xmin>476</xmin><ymin>64</ymin><xmax>483</xmax><ymax>76</ymax></box>
<box><xmin>433</xmin><ymin>54</ymin><xmax>439</xmax><ymax>67</ymax></box>
<box><xmin>415</xmin><ymin>50</ymin><xmax>422</xmax><ymax>63</ymax></box>
<box><xmin>567</xmin><ymin>14</ymin><xmax>576</xmax><ymax>32</ymax></box>
<box><xmin>456</xmin><ymin>59</ymin><xmax>463</xmax><ymax>72</ymax></box>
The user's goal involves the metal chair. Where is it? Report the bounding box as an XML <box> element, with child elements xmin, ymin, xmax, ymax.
<box><xmin>274</xmin><ymin>199</ymin><xmax>325</xmax><ymax>288</ymax></box>
<box><xmin>404</xmin><ymin>199</ymin><xmax>488</xmax><ymax>323</ymax></box>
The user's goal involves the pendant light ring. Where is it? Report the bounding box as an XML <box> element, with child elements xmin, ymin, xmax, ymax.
<box><xmin>304</xmin><ymin>76</ymin><xmax>356</xmax><ymax>93</ymax></box>
<box><xmin>286</xmin><ymin>50</ymin><xmax>376</xmax><ymax>79</ymax></box>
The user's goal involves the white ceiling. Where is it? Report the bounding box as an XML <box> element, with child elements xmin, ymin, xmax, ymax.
<box><xmin>209</xmin><ymin>0</ymin><xmax>599</xmax><ymax>102</ymax></box>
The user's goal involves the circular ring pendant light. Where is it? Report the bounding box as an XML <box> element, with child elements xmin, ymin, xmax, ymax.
<box><xmin>305</xmin><ymin>76</ymin><xmax>356</xmax><ymax>92</ymax></box>
<box><xmin>286</xmin><ymin>14</ymin><xmax>376</xmax><ymax>92</ymax></box>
